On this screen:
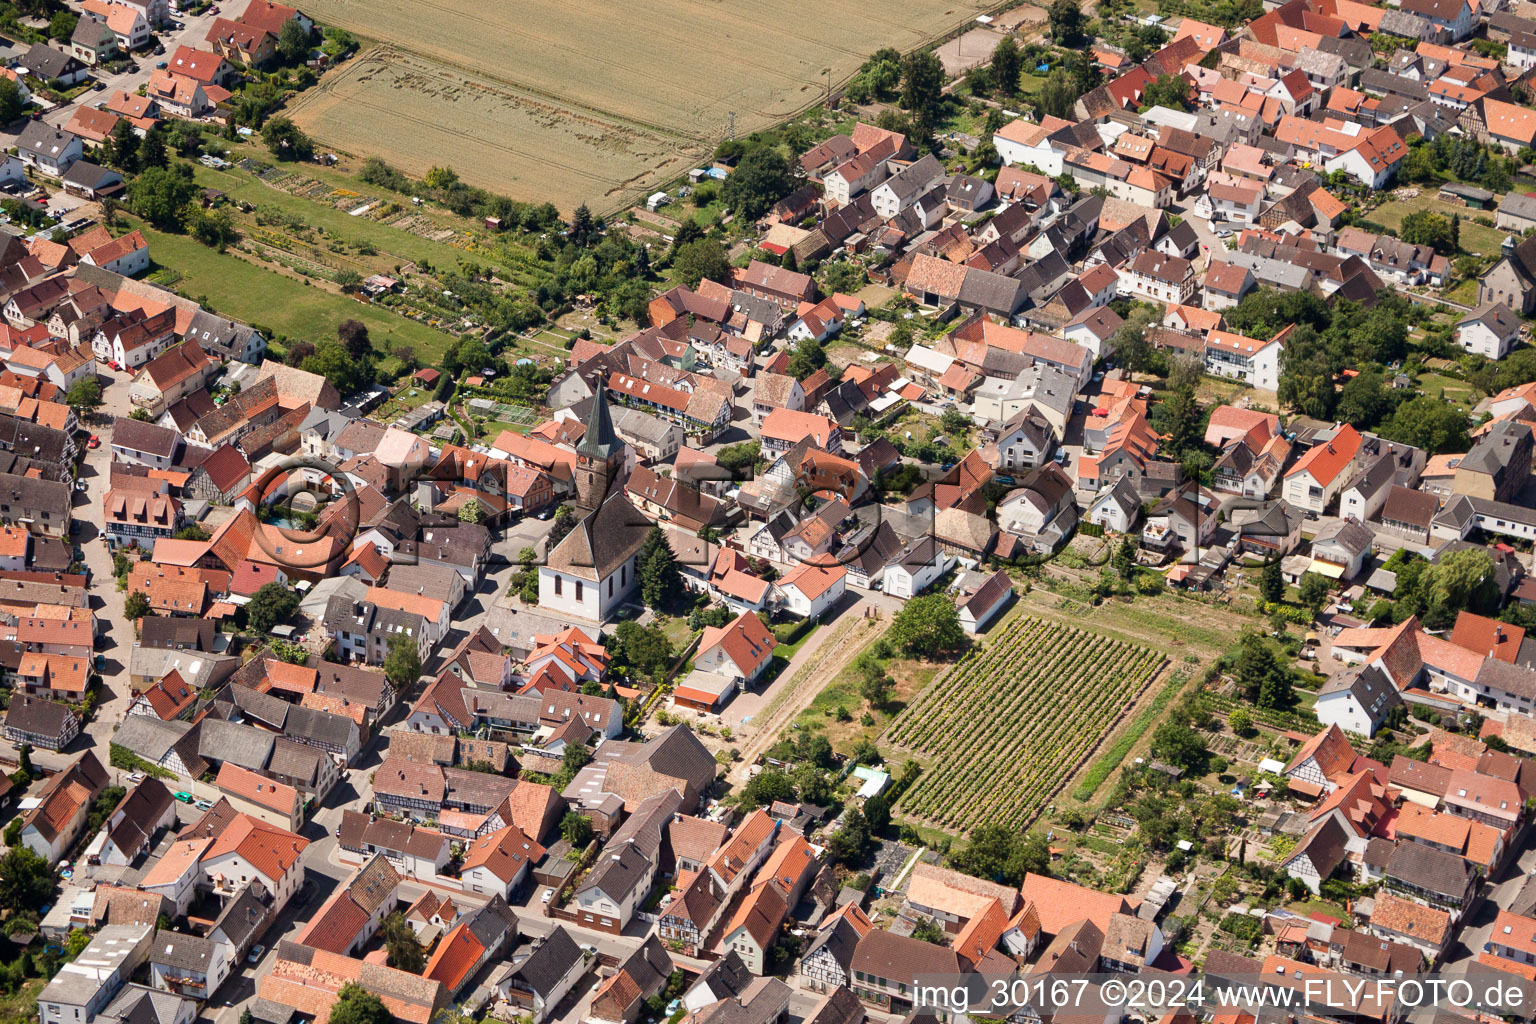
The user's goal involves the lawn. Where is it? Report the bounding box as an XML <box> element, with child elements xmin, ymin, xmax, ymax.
<box><xmin>191</xmin><ymin>162</ymin><xmax>480</xmax><ymax>272</ymax></box>
<box><xmin>128</xmin><ymin>217</ymin><xmax>455</xmax><ymax>362</ymax></box>
<box><xmin>1371</xmin><ymin>195</ymin><xmax>1504</xmax><ymax>257</ymax></box>
<box><xmin>1443</xmin><ymin>277</ymin><xmax>1481</xmax><ymax>306</ymax></box>
<box><xmin>1417</xmin><ymin>371</ymin><xmax>1484</xmax><ymax>411</ymax></box>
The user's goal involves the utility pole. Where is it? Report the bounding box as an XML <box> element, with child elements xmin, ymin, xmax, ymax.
<box><xmin>825</xmin><ymin>67</ymin><xmax>832</xmax><ymax>105</ymax></box>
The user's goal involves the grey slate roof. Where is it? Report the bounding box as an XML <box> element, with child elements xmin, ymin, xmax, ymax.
<box><xmin>1385</xmin><ymin>839</ymin><xmax>1476</xmax><ymax>899</ymax></box>
<box><xmin>508</xmin><ymin>925</ymin><xmax>582</xmax><ymax>998</ymax></box>
<box><xmin>112</xmin><ymin>416</ymin><xmax>180</xmax><ymax>459</ymax></box>
<box><xmin>196</xmin><ymin>718</ymin><xmax>275</xmax><ymax>771</ymax></box>
<box><xmin>113</xmin><ymin>715</ymin><xmax>192</xmax><ymax>762</ymax></box>
<box><xmin>149</xmin><ymin>932</ymin><xmax>217</xmax><ymax>973</ymax></box>
<box><xmin>6</xmin><ymin>694</ymin><xmax>75</xmax><ymax>737</ymax></box>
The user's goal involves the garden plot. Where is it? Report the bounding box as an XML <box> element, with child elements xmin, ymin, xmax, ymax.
<box><xmin>885</xmin><ymin>616</ymin><xmax>1164</xmax><ymax>833</ymax></box>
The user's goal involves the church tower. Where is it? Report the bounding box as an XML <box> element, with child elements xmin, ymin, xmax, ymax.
<box><xmin>574</xmin><ymin>386</ymin><xmax>625</xmax><ymax>511</ymax></box>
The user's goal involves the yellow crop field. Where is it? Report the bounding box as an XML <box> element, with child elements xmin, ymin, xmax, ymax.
<box><xmin>286</xmin><ymin>0</ymin><xmax>991</xmax><ymax>210</ymax></box>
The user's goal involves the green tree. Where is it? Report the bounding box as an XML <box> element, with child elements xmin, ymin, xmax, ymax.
<box><xmin>606</xmin><ymin>621</ymin><xmax>674</xmax><ymax>679</ymax></box>
<box><xmin>1259</xmin><ymin>560</ymin><xmax>1284</xmax><ymax>604</ymax></box>
<box><xmin>568</xmin><ymin>202</ymin><xmax>596</xmax><ymax>245</ymax></box>
<box><xmin>1108</xmin><ymin>304</ymin><xmax>1161</xmax><ymax>373</ymax></box>
<box><xmin>1335</xmin><ymin>368</ymin><xmax>1399</xmax><ymax>430</ymax></box>
<box><xmin>0</xmin><ymin>77</ymin><xmax>21</xmax><ymax>125</ymax></box>
<box><xmin>911</xmin><ymin>918</ymin><xmax>948</xmax><ymax>945</ymax></box>
<box><xmin>1142</xmin><ymin>73</ymin><xmax>1191</xmax><ymax>111</ymax></box>
<box><xmin>47</xmin><ymin>10</ymin><xmax>75</xmax><ymax>39</ymax></box>
<box><xmin>1049</xmin><ymin>0</ymin><xmax>1084</xmax><ymax>44</ymax></box>
<box><xmin>1113</xmin><ymin>534</ymin><xmax>1137</xmax><ymax>580</ymax></box>
<box><xmin>0</xmin><ymin>847</ymin><xmax>53</xmax><ymax>913</ymax></box>
<box><xmin>329</xmin><ymin>984</ymin><xmax>391</xmax><ymax>1024</ymax></box>
<box><xmin>786</xmin><ymin>337</ymin><xmax>827</xmax><ymax>380</ymax></box>
<box><xmin>721</xmin><ymin>145</ymin><xmax>793</xmax><ymax>221</ymax></box>
<box><xmin>858</xmin><ymin>658</ymin><xmax>893</xmax><ymax>709</ymax></box>
<box><xmin>64</xmin><ymin>928</ymin><xmax>91</xmax><ymax>960</ymax></box>
<box><xmin>109</xmin><ymin>117</ymin><xmax>140</xmax><ymax>173</ymax></box>
<box><xmin>1298</xmin><ymin>572</ymin><xmax>1332</xmax><ymax>612</ymax></box>
<box><xmin>378</xmin><ymin>912</ymin><xmax>424</xmax><ymax>973</ymax></box>
<box><xmin>137</xmin><ymin>122</ymin><xmax>168</xmax><ymax>170</ymax></box>
<box><xmin>86</xmin><ymin>786</ymin><xmax>126</xmax><ymax>835</ymax></box>
<box><xmin>1233</xmin><ymin>634</ymin><xmax>1294</xmax><ymax>709</ymax></box>
<box><xmin>1035</xmin><ymin>69</ymin><xmax>1078</xmax><ymax>120</ymax></box>
<box><xmin>128</xmin><ymin>165</ymin><xmax>198</xmax><ymax>229</ymax></box>
<box><xmin>188</xmin><ymin>207</ymin><xmax>238</xmax><ymax>251</ymax></box>
<box><xmin>261</xmin><ymin>117</ymin><xmax>314</xmax><ymax>162</ymax></box>
<box><xmin>302</xmin><ymin>339</ymin><xmax>377</xmax><ymax>395</ymax></box>
<box><xmin>1228</xmin><ymin>708</ymin><xmax>1254</xmax><ymax>736</ymax></box>
<box><xmin>384</xmin><ymin>632</ymin><xmax>422</xmax><ymax>689</ymax></box>
<box><xmin>1150</xmin><ymin>718</ymin><xmax>1208</xmax><ymax>770</ymax></box>
<box><xmin>741</xmin><ymin>767</ymin><xmax>797</xmax><ymax>808</ymax></box>
<box><xmin>888</xmin><ymin>594</ymin><xmax>965</xmax><ymax>658</ymax></box>
<box><xmin>1399</xmin><ymin>209</ymin><xmax>1453</xmax><ymax>253</ymax></box>
<box><xmin>246</xmin><ymin>581</ymin><xmax>299</xmax><ymax>635</ymax></box>
<box><xmin>457</xmin><ymin>497</ymin><xmax>484</xmax><ymax>523</ymax></box>
<box><xmin>990</xmin><ymin>37</ymin><xmax>1023</xmax><ymax>97</ymax></box>
<box><xmin>277</xmin><ymin>17</ymin><xmax>309</xmax><ymax>63</ymax></box>
<box><xmin>1382</xmin><ymin>395</ymin><xmax>1470</xmax><ymax>454</ymax></box>
<box><xmin>637</xmin><ymin>526</ymin><xmax>682</xmax><ymax>610</ymax></box>
<box><xmin>899</xmin><ymin>49</ymin><xmax>946</xmax><ymax>138</ymax></box>
<box><xmin>124</xmin><ymin>591</ymin><xmax>150</xmax><ymax>620</ymax></box>
<box><xmin>948</xmin><ymin>823</ymin><xmax>1050</xmax><ymax>886</ymax></box>
<box><xmin>826</xmin><ymin>806</ymin><xmax>872</xmax><ymax>866</ymax></box>
<box><xmin>671</xmin><ymin>238</ymin><xmax>731</xmax><ymax>288</ymax></box>
<box><xmin>561</xmin><ymin>811</ymin><xmax>594</xmax><ymax>847</ymax></box>
<box><xmin>65</xmin><ymin>376</ymin><xmax>101</xmax><ymax>413</ymax></box>
<box><xmin>1421</xmin><ymin>548</ymin><xmax>1498</xmax><ymax>629</ymax></box>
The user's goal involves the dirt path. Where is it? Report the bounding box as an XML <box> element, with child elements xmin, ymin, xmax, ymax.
<box><xmin>728</xmin><ymin>606</ymin><xmax>887</xmax><ymax>784</ymax></box>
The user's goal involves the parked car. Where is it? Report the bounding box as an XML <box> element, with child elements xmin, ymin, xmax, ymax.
<box><xmin>247</xmin><ymin>944</ymin><xmax>265</xmax><ymax>965</ymax></box>
<box><xmin>541</xmin><ymin>887</ymin><xmax>554</xmax><ymax>904</ymax></box>
<box><xmin>127</xmin><ymin>772</ymin><xmax>145</xmax><ymax>784</ymax></box>
<box><xmin>193</xmin><ymin>799</ymin><xmax>213</xmax><ymax>811</ymax></box>
<box><xmin>87</xmin><ymin>436</ymin><xmax>100</xmax><ymax>448</ymax></box>
<box><xmin>155</xmin><ymin>61</ymin><xmax>167</xmax><ymax>68</ymax></box>
<box><xmin>173</xmin><ymin>791</ymin><xmax>192</xmax><ymax>803</ymax></box>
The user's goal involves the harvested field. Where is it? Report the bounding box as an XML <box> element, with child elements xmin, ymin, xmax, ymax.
<box><xmin>289</xmin><ymin>0</ymin><xmax>990</xmax><ymax>209</ymax></box>
<box><xmin>287</xmin><ymin>47</ymin><xmax>690</xmax><ymax>213</ymax></box>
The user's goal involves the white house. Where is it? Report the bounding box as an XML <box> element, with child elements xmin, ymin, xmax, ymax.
<box><xmin>1323</xmin><ymin>127</ymin><xmax>1407</xmax><ymax>189</ymax></box>
<box><xmin>775</xmin><ymin>563</ymin><xmax>847</xmax><ymax>619</ymax></box>
<box><xmin>953</xmin><ymin>569</ymin><xmax>1013</xmax><ymax>635</ymax></box>
<box><xmin>693</xmin><ymin>612</ymin><xmax>778</xmax><ymax>687</ymax></box>
<box><xmin>994</xmin><ymin>119</ymin><xmax>1063</xmax><ymax>175</ymax></box>
<box><xmin>459</xmin><ymin>826</ymin><xmax>542</xmax><ymax>901</ymax></box>
<box><xmin>138</xmin><ymin>836</ymin><xmax>210</xmax><ymax>917</ymax></box>
<box><xmin>1087</xmin><ymin>478</ymin><xmax>1143</xmax><ymax>533</ymax></box>
<box><xmin>882</xmin><ymin>536</ymin><xmax>952</xmax><ymax>599</ymax></box>
<box><xmin>199</xmin><ymin>814</ymin><xmax>307</xmax><ymax>911</ymax></box>
<box><xmin>1456</xmin><ymin>303</ymin><xmax>1521</xmax><ymax>360</ymax></box>
<box><xmin>1204</xmin><ymin>329</ymin><xmax>1283</xmax><ymax>392</ymax></box>
<box><xmin>537</xmin><ymin>498</ymin><xmax>650</xmax><ymax>623</ymax></box>
<box><xmin>1283</xmin><ymin>425</ymin><xmax>1363</xmax><ymax>515</ymax></box>
<box><xmin>1314</xmin><ymin>662</ymin><xmax>1400</xmax><ymax>737</ymax></box>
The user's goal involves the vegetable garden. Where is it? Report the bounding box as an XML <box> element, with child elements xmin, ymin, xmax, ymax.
<box><xmin>884</xmin><ymin>616</ymin><xmax>1164</xmax><ymax>832</ymax></box>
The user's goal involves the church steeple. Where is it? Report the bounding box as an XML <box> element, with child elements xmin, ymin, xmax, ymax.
<box><xmin>576</xmin><ymin>385</ymin><xmax>621</xmax><ymax>461</ymax></box>
<box><xmin>574</xmin><ymin>386</ymin><xmax>625</xmax><ymax>511</ymax></box>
